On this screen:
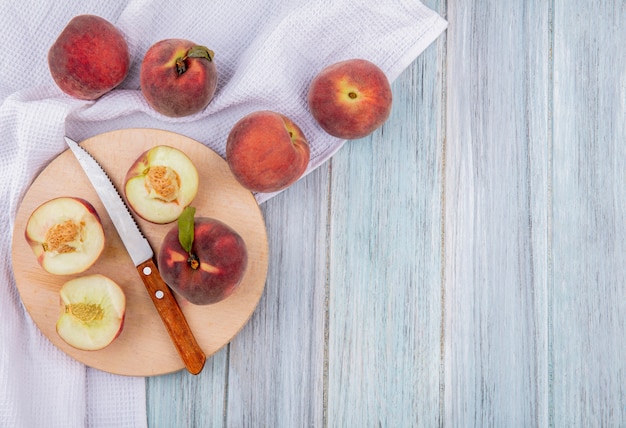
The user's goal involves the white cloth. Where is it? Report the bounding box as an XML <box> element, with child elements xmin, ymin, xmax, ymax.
<box><xmin>0</xmin><ymin>0</ymin><xmax>446</xmax><ymax>426</ymax></box>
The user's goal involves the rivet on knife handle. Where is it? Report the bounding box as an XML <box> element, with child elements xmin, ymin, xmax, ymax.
<box><xmin>138</xmin><ymin>259</ymin><xmax>206</xmax><ymax>375</ymax></box>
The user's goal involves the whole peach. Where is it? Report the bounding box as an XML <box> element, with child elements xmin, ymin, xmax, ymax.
<box><xmin>158</xmin><ymin>218</ymin><xmax>248</xmax><ymax>305</ymax></box>
<box><xmin>140</xmin><ymin>39</ymin><xmax>218</xmax><ymax>117</ymax></box>
<box><xmin>307</xmin><ymin>59</ymin><xmax>392</xmax><ymax>139</ymax></box>
<box><xmin>226</xmin><ymin>111</ymin><xmax>310</xmax><ymax>193</ymax></box>
<box><xmin>48</xmin><ymin>15</ymin><xmax>130</xmax><ymax>100</ymax></box>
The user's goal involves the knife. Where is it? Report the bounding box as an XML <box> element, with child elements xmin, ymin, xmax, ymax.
<box><xmin>65</xmin><ymin>136</ymin><xmax>206</xmax><ymax>375</ymax></box>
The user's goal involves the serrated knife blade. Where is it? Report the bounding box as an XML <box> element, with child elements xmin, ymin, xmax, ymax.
<box><xmin>65</xmin><ymin>136</ymin><xmax>206</xmax><ymax>375</ymax></box>
<box><xmin>65</xmin><ymin>137</ymin><xmax>152</xmax><ymax>266</ymax></box>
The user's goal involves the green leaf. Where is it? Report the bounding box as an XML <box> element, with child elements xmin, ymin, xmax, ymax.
<box><xmin>187</xmin><ymin>45</ymin><xmax>214</xmax><ymax>62</ymax></box>
<box><xmin>178</xmin><ymin>206</ymin><xmax>196</xmax><ymax>254</ymax></box>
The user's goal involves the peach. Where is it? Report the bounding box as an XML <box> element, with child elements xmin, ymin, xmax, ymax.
<box><xmin>158</xmin><ymin>217</ymin><xmax>248</xmax><ymax>305</ymax></box>
<box><xmin>140</xmin><ymin>39</ymin><xmax>218</xmax><ymax>117</ymax></box>
<box><xmin>48</xmin><ymin>14</ymin><xmax>130</xmax><ymax>100</ymax></box>
<box><xmin>124</xmin><ymin>145</ymin><xmax>199</xmax><ymax>224</ymax></box>
<box><xmin>307</xmin><ymin>58</ymin><xmax>393</xmax><ymax>139</ymax></box>
<box><xmin>56</xmin><ymin>274</ymin><xmax>126</xmax><ymax>351</ymax></box>
<box><xmin>25</xmin><ymin>197</ymin><xmax>105</xmax><ymax>275</ymax></box>
<box><xmin>226</xmin><ymin>110</ymin><xmax>310</xmax><ymax>193</ymax></box>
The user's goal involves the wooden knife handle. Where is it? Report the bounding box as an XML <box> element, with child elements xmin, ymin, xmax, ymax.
<box><xmin>136</xmin><ymin>259</ymin><xmax>206</xmax><ymax>375</ymax></box>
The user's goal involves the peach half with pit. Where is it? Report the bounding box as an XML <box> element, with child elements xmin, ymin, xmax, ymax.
<box><xmin>124</xmin><ymin>145</ymin><xmax>199</xmax><ymax>224</ymax></box>
<box><xmin>24</xmin><ymin>197</ymin><xmax>105</xmax><ymax>275</ymax></box>
<box><xmin>56</xmin><ymin>274</ymin><xmax>126</xmax><ymax>351</ymax></box>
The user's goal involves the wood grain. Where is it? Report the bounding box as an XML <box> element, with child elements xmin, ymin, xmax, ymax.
<box><xmin>551</xmin><ymin>1</ymin><xmax>626</xmax><ymax>425</ymax></box>
<box><xmin>225</xmin><ymin>163</ymin><xmax>329</xmax><ymax>427</ymax></box>
<box><xmin>444</xmin><ymin>1</ymin><xmax>551</xmax><ymax>426</ymax></box>
<box><xmin>146</xmin><ymin>348</ymin><xmax>229</xmax><ymax>427</ymax></box>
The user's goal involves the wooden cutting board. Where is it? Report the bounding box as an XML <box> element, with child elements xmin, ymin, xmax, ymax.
<box><xmin>11</xmin><ymin>128</ymin><xmax>268</xmax><ymax>376</ymax></box>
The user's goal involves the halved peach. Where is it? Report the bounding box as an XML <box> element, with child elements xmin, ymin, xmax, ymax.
<box><xmin>124</xmin><ymin>145</ymin><xmax>199</xmax><ymax>224</ymax></box>
<box><xmin>25</xmin><ymin>197</ymin><xmax>105</xmax><ymax>275</ymax></box>
<box><xmin>56</xmin><ymin>274</ymin><xmax>126</xmax><ymax>351</ymax></box>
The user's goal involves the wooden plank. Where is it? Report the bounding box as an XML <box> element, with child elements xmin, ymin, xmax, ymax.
<box><xmin>443</xmin><ymin>1</ymin><xmax>551</xmax><ymax>425</ymax></box>
<box><xmin>146</xmin><ymin>348</ymin><xmax>228</xmax><ymax>427</ymax></box>
<box><xmin>326</xmin><ymin>37</ymin><xmax>445</xmax><ymax>426</ymax></box>
<box><xmin>225</xmin><ymin>165</ymin><xmax>329</xmax><ymax>426</ymax></box>
<box><xmin>551</xmin><ymin>1</ymin><xmax>626</xmax><ymax>425</ymax></box>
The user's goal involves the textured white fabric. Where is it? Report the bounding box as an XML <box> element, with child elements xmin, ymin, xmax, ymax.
<box><xmin>0</xmin><ymin>0</ymin><xmax>446</xmax><ymax>427</ymax></box>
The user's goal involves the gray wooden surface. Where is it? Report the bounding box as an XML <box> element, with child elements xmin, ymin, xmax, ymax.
<box><xmin>147</xmin><ymin>1</ymin><xmax>626</xmax><ymax>426</ymax></box>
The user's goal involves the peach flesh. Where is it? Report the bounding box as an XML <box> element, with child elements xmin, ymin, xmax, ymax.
<box><xmin>56</xmin><ymin>274</ymin><xmax>126</xmax><ymax>351</ymax></box>
<box><xmin>124</xmin><ymin>145</ymin><xmax>199</xmax><ymax>224</ymax></box>
<box><xmin>24</xmin><ymin>197</ymin><xmax>105</xmax><ymax>275</ymax></box>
